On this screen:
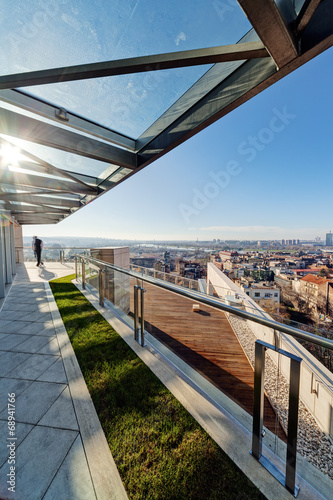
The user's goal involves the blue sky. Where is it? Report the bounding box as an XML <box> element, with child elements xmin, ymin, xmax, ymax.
<box><xmin>23</xmin><ymin>46</ymin><xmax>333</xmax><ymax>242</ymax></box>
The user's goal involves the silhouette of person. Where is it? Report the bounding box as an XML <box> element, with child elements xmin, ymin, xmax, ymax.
<box><xmin>32</xmin><ymin>236</ymin><xmax>44</xmax><ymax>266</ymax></box>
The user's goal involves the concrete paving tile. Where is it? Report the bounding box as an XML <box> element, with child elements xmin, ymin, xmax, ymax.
<box><xmin>34</xmin><ymin>320</ymin><xmax>54</xmax><ymax>332</ymax></box>
<box><xmin>35</xmin><ymin>326</ymin><xmax>57</xmax><ymax>337</ymax></box>
<box><xmin>37</xmin><ymin>338</ymin><xmax>60</xmax><ymax>356</ymax></box>
<box><xmin>39</xmin><ymin>387</ymin><xmax>79</xmax><ymax>431</ymax></box>
<box><xmin>0</xmin><ymin>333</ymin><xmax>9</xmax><ymax>341</ymax></box>
<box><xmin>0</xmin><ymin>321</ymin><xmax>34</xmax><ymax>334</ymax></box>
<box><xmin>5</xmin><ymin>354</ymin><xmax>59</xmax><ymax>380</ymax></box>
<box><xmin>0</xmin><ymin>378</ymin><xmax>33</xmax><ymax>412</ymax></box>
<box><xmin>18</xmin><ymin>310</ymin><xmax>51</xmax><ymax>323</ymax></box>
<box><xmin>13</xmin><ymin>322</ymin><xmax>50</xmax><ymax>336</ymax></box>
<box><xmin>0</xmin><ymin>334</ymin><xmax>32</xmax><ymax>351</ymax></box>
<box><xmin>0</xmin><ymin>303</ymin><xmax>18</xmax><ymax>312</ymax></box>
<box><xmin>0</xmin><ymin>421</ymin><xmax>34</xmax><ymax>468</ymax></box>
<box><xmin>0</xmin><ymin>352</ymin><xmax>32</xmax><ymax>377</ymax></box>
<box><xmin>11</xmin><ymin>336</ymin><xmax>54</xmax><ymax>354</ymax></box>
<box><xmin>36</xmin><ymin>313</ymin><xmax>53</xmax><ymax>323</ymax></box>
<box><xmin>0</xmin><ymin>426</ymin><xmax>78</xmax><ymax>500</ymax></box>
<box><xmin>0</xmin><ymin>310</ymin><xmax>28</xmax><ymax>321</ymax></box>
<box><xmin>43</xmin><ymin>435</ymin><xmax>96</xmax><ymax>500</ymax></box>
<box><xmin>3</xmin><ymin>303</ymin><xmax>39</xmax><ymax>313</ymax></box>
<box><xmin>37</xmin><ymin>358</ymin><xmax>67</xmax><ymax>384</ymax></box>
<box><xmin>0</xmin><ymin>381</ymin><xmax>66</xmax><ymax>424</ymax></box>
<box><xmin>0</xmin><ymin>319</ymin><xmax>11</xmax><ymax>329</ymax></box>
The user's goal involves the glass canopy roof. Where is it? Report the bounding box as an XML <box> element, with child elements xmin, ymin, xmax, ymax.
<box><xmin>0</xmin><ymin>0</ymin><xmax>331</xmax><ymax>225</ymax></box>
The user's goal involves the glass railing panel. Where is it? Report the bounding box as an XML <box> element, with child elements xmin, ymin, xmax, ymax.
<box><xmin>142</xmin><ymin>279</ymin><xmax>258</xmax><ymax>422</ymax></box>
<box><xmin>23</xmin><ymin>247</ymin><xmax>90</xmax><ymax>263</ymax></box>
<box><xmin>233</xmin><ymin>313</ymin><xmax>333</xmax><ymax>495</ymax></box>
<box><xmin>104</xmin><ymin>268</ymin><xmax>131</xmax><ymax>319</ymax></box>
<box><xmin>85</xmin><ymin>261</ymin><xmax>100</xmax><ymax>292</ymax></box>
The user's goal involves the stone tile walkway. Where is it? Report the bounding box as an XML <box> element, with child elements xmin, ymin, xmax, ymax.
<box><xmin>0</xmin><ymin>263</ymin><xmax>127</xmax><ymax>500</ymax></box>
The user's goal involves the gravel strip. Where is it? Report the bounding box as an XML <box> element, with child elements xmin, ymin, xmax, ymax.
<box><xmin>227</xmin><ymin>314</ymin><xmax>333</xmax><ymax>479</ymax></box>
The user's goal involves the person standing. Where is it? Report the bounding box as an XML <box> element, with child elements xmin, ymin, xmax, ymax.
<box><xmin>32</xmin><ymin>236</ymin><xmax>44</xmax><ymax>266</ymax></box>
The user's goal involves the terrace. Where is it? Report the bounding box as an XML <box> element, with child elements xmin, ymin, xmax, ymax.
<box><xmin>1</xmin><ymin>1</ymin><xmax>333</xmax><ymax>499</ymax></box>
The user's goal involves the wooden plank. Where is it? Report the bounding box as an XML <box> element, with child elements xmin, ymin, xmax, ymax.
<box><xmin>130</xmin><ymin>280</ymin><xmax>286</xmax><ymax>440</ymax></box>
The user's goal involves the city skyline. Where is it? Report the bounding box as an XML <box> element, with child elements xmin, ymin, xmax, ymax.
<box><xmin>22</xmin><ymin>47</ymin><xmax>333</xmax><ymax>242</ymax></box>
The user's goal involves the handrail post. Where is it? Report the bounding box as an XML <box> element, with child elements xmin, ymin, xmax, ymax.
<box><xmin>251</xmin><ymin>340</ymin><xmax>301</xmax><ymax>497</ymax></box>
<box><xmin>75</xmin><ymin>255</ymin><xmax>78</xmax><ymax>279</ymax></box>
<box><xmin>82</xmin><ymin>260</ymin><xmax>86</xmax><ymax>290</ymax></box>
<box><xmin>286</xmin><ymin>357</ymin><xmax>301</xmax><ymax>495</ymax></box>
<box><xmin>252</xmin><ymin>342</ymin><xmax>265</xmax><ymax>460</ymax></box>
<box><xmin>140</xmin><ymin>287</ymin><xmax>146</xmax><ymax>347</ymax></box>
<box><xmin>99</xmin><ymin>268</ymin><xmax>105</xmax><ymax>307</ymax></box>
<box><xmin>134</xmin><ymin>285</ymin><xmax>139</xmax><ymax>342</ymax></box>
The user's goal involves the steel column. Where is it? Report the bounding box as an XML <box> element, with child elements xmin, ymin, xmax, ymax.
<box><xmin>140</xmin><ymin>287</ymin><xmax>146</xmax><ymax>347</ymax></box>
<box><xmin>252</xmin><ymin>340</ymin><xmax>302</xmax><ymax>496</ymax></box>
<box><xmin>252</xmin><ymin>342</ymin><xmax>266</xmax><ymax>460</ymax></box>
<box><xmin>134</xmin><ymin>285</ymin><xmax>139</xmax><ymax>342</ymax></box>
<box><xmin>286</xmin><ymin>358</ymin><xmax>301</xmax><ymax>494</ymax></box>
<box><xmin>82</xmin><ymin>260</ymin><xmax>86</xmax><ymax>290</ymax></box>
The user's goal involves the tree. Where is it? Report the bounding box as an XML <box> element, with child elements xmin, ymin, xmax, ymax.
<box><xmin>318</xmin><ymin>268</ymin><xmax>330</xmax><ymax>278</ymax></box>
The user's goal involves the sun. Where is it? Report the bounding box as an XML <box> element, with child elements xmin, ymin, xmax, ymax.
<box><xmin>0</xmin><ymin>144</ymin><xmax>22</xmax><ymax>167</ymax></box>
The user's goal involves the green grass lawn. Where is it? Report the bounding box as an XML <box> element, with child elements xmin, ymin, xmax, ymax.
<box><xmin>50</xmin><ymin>274</ymin><xmax>266</xmax><ymax>500</ymax></box>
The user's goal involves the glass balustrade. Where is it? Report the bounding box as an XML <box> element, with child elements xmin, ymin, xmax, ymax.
<box><xmin>75</xmin><ymin>254</ymin><xmax>333</xmax><ymax>498</ymax></box>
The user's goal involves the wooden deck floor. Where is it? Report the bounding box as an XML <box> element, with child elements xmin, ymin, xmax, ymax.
<box><xmin>130</xmin><ymin>280</ymin><xmax>286</xmax><ymax>440</ymax></box>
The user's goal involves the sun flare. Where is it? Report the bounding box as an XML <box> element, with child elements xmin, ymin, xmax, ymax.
<box><xmin>0</xmin><ymin>144</ymin><xmax>22</xmax><ymax>166</ymax></box>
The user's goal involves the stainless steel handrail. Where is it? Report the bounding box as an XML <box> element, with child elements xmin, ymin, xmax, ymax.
<box><xmin>76</xmin><ymin>254</ymin><xmax>333</xmax><ymax>351</ymax></box>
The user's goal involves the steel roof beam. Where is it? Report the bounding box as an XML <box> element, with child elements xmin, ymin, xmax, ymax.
<box><xmin>238</xmin><ymin>0</ymin><xmax>298</xmax><ymax>68</ymax></box>
<box><xmin>0</xmin><ymin>170</ymin><xmax>98</xmax><ymax>196</ymax></box>
<box><xmin>6</xmin><ymin>204</ymin><xmax>70</xmax><ymax>214</ymax></box>
<box><xmin>0</xmin><ymin>89</ymin><xmax>136</xmax><ymax>151</ymax></box>
<box><xmin>137</xmin><ymin>7</ymin><xmax>332</xmax><ymax>170</ymax></box>
<box><xmin>0</xmin><ymin>136</ymin><xmax>98</xmax><ymax>191</ymax></box>
<box><xmin>13</xmin><ymin>213</ymin><xmax>64</xmax><ymax>221</ymax></box>
<box><xmin>0</xmin><ymin>109</ymin><xmax>137</xmax><ymax>168</ymax></box>
<box><xmin>0</xmin><ymin>193</ymin><xmax>82</xmax><ymax>208</ymax></box>
<box><xmin>295</xmin><ymin>0</ymin><xmax>322</xmax><ymax>35</ymax></box>
<box><xmin>0</xmin><ymin>42</ymin><xmax>269</xmax><ymax>90</ymax></box>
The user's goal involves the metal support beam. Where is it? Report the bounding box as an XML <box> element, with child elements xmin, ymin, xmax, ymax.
<box><xmin>0</xmin><ymin>42</ymin><xmax>269</xmax><ymax>90</ymax></box>
<box><xmin>2</xmin><ymin>203</ymin><xmax>70</xmax><ymax>214</ymax></box>
<box><xmin>0</xmin><ymin>108</ymin><xmax>137</xmax><ymax>168</ymax></box>
<box><xmin>238</xmin><ymin>0</ymin><xmax>298</xmax><ymax>68</ymax></box>
<box><xmin>137</xmin><ymin>9</ymin><xmax>332</xmax><ymax>170</ymax></box>
<box><xmin>0</xmin><ymin>89</ymin><xmax>136</xmax><ymax>151</ymax></box>
<box><xmin>0</xmin><ymin>170</ymin><xmax>96</xmax><ymax>196</ymax></box>
<box><xmin>0</xmin><ymin>136</ymin><xmax>97</xmax><ymax>191</ymax></box>
<box><xmin>137</xmin><ymin>57</ymin><xmax>277</xmax><ymax>166</ymax></box>
<box><xmin>0</xmin><ymin>193</ymin><xmax>82</xmax><ymax>208</ymax></box>
<box><xmin>295</xmin><ymin>0</ymin><xmax>322</xmax><ymax>35</ymax></box>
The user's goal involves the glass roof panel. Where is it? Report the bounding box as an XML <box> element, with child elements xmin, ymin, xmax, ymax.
<box><xmin>0</xmin><ymin>1</ymin><xmax>250</xmax><ymax>75</ymax></box>
<box><xmin>0</xmin><ymin>134</ymin><xmax>118</xmax><ymax>180</ymax></box>
<box><xmin>21</xmin><ymin>66</ymin><xmax>213</xmax><ymax>138</ymax></box>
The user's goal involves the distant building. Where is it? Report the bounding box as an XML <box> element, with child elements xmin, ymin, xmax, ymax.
<box><xmin>299</xmin><ymin>274</ymin><xmax>333</xmax><ymax>318</ymax></box>
<box><xmin>219</xmin><ymin>250</ymin><xmax>238</xmax><ymax>262</ymax></box>
<box><xmin>326</xmin><ymin>231</ymin><xmax>333</xmax><ymax>247</ymax></box>
<box><xmin>240</xmin><ymin>282</ymin><xmax>280</xmax><ymax>311</ymax></box>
